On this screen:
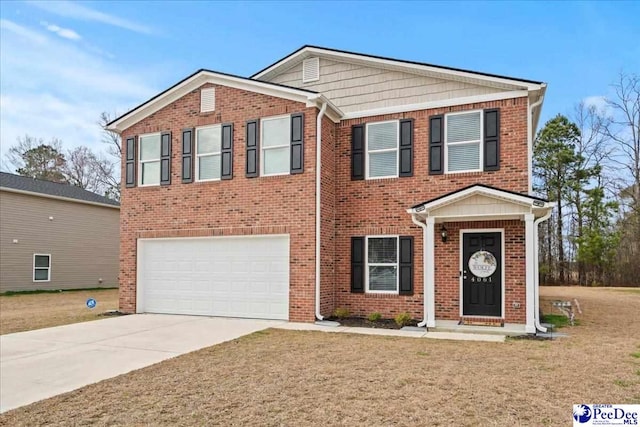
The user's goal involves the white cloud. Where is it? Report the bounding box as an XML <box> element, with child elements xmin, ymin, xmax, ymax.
<box><xmin>27</xmin><ymin>1</ymin><xmax>154</xmax><ymax>35</ymax></box>
<box><xmin>0</xmin><ymin>18</ymin><xmax>46</xmax><ymax>44</ymax></box>
<box><xmin>0</xmin><ymin>19</ymin><xmax>159</xmax><ymax>164</ymax></box>
<box><xmin>40</xmin><ymin>21</ymin><xmax>81</xmax><ymax>40</ymax></box>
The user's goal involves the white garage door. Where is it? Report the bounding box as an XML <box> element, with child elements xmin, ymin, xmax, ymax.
<box><xmin>137</xmin><ymin>235</ymin><xmax>289</xmax><ymax>320</ymax></box>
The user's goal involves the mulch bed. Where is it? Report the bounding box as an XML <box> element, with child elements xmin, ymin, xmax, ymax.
<box><xmin>326</xmin><ymin>316</ymin><xmax>418</xmax><ymax>329</ymax></box>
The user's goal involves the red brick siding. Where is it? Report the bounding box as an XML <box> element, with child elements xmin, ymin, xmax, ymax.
<box><xmin>320</xmin><ymin>114</ymin><xmax>336</xmax><ymax>316</ymax></box>
<box><xmin>333</xmin><ymin>97</ymin><xmax>529</xmax><ymax>322</ymax></box>
<box><xmin>119</xmin><ymin>83</ymin><xmax>318</xmax><ymax>322</ymax></box>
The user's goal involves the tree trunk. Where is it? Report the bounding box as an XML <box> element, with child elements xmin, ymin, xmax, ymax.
<box><xmin>557</xmin><ymin>195</ymin><xmax>565</xmax><ymax>284</ymax></box>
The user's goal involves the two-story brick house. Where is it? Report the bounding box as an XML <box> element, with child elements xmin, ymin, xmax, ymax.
<box><xmin>107</xmin><ymin>46</ymin><xmax>552</xmax><ymax>334</ymax></box>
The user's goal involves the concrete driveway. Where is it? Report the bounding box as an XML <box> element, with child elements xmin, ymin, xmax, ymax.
<box><xmin>0</xmin><ymin>314</ymin><xmax>283</xmax><ymax>413</ymax></box>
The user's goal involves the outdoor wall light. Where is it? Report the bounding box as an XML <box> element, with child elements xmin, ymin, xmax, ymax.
<box><xmin>440</xmin><ymin>225</ymin><xmax>448</xmax><ymax>243</ymax></box>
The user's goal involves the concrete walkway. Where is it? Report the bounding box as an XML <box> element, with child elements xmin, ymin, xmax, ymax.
<box><xmin>0</xmin><ymin>315</ymin><xmax>283</xmax><ymax>413</ymax></box>
<box><xmin>1</xmin><ymin>315</ymin><xmax>503</xmax><ymax>413</ymax></box>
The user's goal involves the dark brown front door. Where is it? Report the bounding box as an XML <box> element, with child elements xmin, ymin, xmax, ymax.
<box><xmin>462</xmin><ymin>232</ymin><xmax>502</xmax><ymax>317</ymax></box>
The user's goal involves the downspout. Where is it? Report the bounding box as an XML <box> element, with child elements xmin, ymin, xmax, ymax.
<box><xmin>527</xmin><ymin>92</ymin><xmax>545</xmax><ymax>194</ymax></box>
<box><xmin>315</xmin><ymin>102</ymin><xmax>328</xmax><ymax>321</ymax></box>
<box><xmin>533</xmin><ymin>209</ymin><xmax>553</xmax><ymax>332</ymax></box>
<box><xmin>411</xmin><ymin>214</ymin><xmax>428</xmax><ymax>327</ymax></box>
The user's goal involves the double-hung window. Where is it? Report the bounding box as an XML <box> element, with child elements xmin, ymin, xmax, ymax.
<box><xmin>366</xmin><ymin>120</ymin><xmax>399</xmax><ymax>179</ymax></box>
<box><xmin>33</xmin><ymin>254</ymin><xmax>51</xmax><ymax>282</ymax></box>
<box><xmin>139</xmin><ymin>133</ymin><xmax>161</xmax><ymax>186</ymax></box>
<box><xmin>196</xmin><ymin>125</ymin><xmax>222</xmax><ymax>181</ymax></box>
<box><xmin>261</xmin><ymin>115</ymin><xmax>290</xmax><ymax>176</ymax></box>
<box><xmin>445</xmin><ymin>110</ymin><xmax>483</xmax><ymax>173</ymax></box>
<box><xmin>366</xmin><ymin>236</ymin><xmax>399</xmax><ymax>293</ymax></box>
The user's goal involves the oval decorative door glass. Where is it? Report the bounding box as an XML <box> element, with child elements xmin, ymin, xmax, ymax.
<box><xmin>468</xmin><ymin>250</ymin><xmax>497</xmax><ymax>278</ymax></box>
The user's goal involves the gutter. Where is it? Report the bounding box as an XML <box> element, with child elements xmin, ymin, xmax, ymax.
<box><xmin>410</xmin><ymin>213</ymin><xmax>428</xmax><ymax>327</ymax></box>
<box><xmin>315</xmin><ymin>102</ymin><xmax>328</xmax><ymax>321</ymax></box>
<box><xmin>527</xmin><ymin>90</ymin><xmax>545</xmax><ymax>194</ymax></box>
<box><xmin>533</xmin><ymin>207</ymin><xmax>553</xmax><ymax>333</ymax></box>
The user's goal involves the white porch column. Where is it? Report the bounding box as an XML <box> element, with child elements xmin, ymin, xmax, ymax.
<box><xmin>425</xmin><ymin>217</ymin><xmax>436</xmax><ymax>328</ymax></box>
<box><xmin>524</xmin><ymin>214</ymin><xmax>536</xmax><ymax>333</ymax></box>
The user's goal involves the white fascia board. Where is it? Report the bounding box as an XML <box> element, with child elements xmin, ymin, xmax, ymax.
<box><xmin>107</xmin><ymin>71</ymin><xmax>317</xmax><ymax>133</ymax></box>
<box><xmin>254</xmin><ymin>47</ymin><xmax>545</xmax><ymax>91</ymax></box>
<box><xmin>307</xmin><ymin>94</ymin><xmax>343</xmax><ymax>123</ymax></box>
<box><xmin>342</xmin><ymin>90</ymin><xmax>529</xmax><ymax>120</ymax></box>
<box><xmin>0</xmin><ymin>187</ymin><xmax>120</xmax><ymax>209</ymax></box>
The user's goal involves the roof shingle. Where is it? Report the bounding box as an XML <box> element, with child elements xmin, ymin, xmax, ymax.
<box><xmin>0</xmin><ymin>172</ymin><xmax>120</xmax><ymax>207</ymax></box>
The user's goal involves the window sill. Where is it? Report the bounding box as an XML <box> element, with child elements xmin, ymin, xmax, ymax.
<box><xmin>364</xmin><ymin>292</ymin><xmax>401</xmax><ymax>299</ymax></box>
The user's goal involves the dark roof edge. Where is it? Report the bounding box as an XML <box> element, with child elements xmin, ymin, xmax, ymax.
<box><xmin>411</xmin><ymin>183</ymin><xmax>549</xmax><ymax>209</ymax></box>
<box><xmin>251</xmin><ymin>45</ymin><xmax>544</xmax><ymax>85</ymax></box>
<box><xmin>107</xmin><ymin>68</ymin><xmax>318</xmax><ymax>127</ymax></box>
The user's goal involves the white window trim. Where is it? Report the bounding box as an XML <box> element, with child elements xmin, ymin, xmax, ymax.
<box><xmin>195</xmin><ymin>124</ymin><xmax>222</xmax><ymax>182</ymax></box>
<box><xmin>365</xmin><ymin>235</ymin><xmax>399</xmax><ymax>294</ymax></box>
<box><xmin>138</xmin><ymin>132</ymin><xmax>162</xmax><ymax>187</ymax></box>
<box><xmin>365</xmin><ymin>120</ymin><xmax>400</xmax><ymax>180</ymax></box>
<box><xmin>260</xmin><ymin>114</ymin><xmax>291</xmax><ymax>177</ymax></box>
<box><xmin>33</xmin><ymin>253</ymin><xmax>51</xmax><ymax>282</ymax></box>
<box><xmin>444</xmin><ymin>109</ymin><xmax>484</xmax><ymax>174</ymax></box>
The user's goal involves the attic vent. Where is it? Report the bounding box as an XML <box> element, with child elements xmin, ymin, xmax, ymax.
<box><xmin>302</xmin><ymin>57</ymin><xmax>320</xmax><ymax>83</ymax></box>
<box><xmin>200</xmin><ymin>87</ymin><xmax>215</xmax><ymax>113</ymax></box>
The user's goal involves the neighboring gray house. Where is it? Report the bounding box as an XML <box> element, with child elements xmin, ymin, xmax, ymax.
<box><xmin>0</xmin><ymin>172</ymin><xmax>120</xmax><ymax>292</ymax></box>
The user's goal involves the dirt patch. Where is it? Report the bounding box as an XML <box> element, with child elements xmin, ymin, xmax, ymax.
<box><xmin>0</xmin><ymin>289</ymin><xmax>118</xmax><ymax>335</ymax></box>
<box><xmin>327</xmin><ymin>316</ymin><xmax>417</xmax><ymax>329</ymax></box>
<box><xmin>1</xmin><ymin>286</ymin><xmax>639</xmax><ymax>426</ymax></box>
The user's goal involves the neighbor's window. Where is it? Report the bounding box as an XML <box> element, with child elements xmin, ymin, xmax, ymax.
<box><xmin>366</xmin><ymin>120</ymin><xmax>399</xmax><ymax>179</ymax></box>
<box><xmin>261</xmin><ymin>115</ymin><xmax>290</xmax><ymax>176</ymax></box>
<box><xmin>139</xmin><ymin>133</ymin><xmax>161</xmax><ymax>186</ymax></box>
<box><xmin>366</xmin><ymin>237</ymin><xmax>398</xmax><ymax>293</ymax></box>
<box><xmin>196</xmin><ymin>125</ymin><xmax>222</xmax><ymax>181</ymax></box>
<box><xmin>33</xmin><ymin>254</ymin><xmax>51</xmax><ymax>282</ymax></box>
<box><xmin>446</xmin><ymin>110</ymin><xmax>482</xmax><ymax>173</ymax></box>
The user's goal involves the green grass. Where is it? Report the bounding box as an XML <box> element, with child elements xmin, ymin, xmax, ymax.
<box><xmin>1</xmin><ymin>287</ymin><xmax>117</xmax><ymax>296</ymax></box>
<box><xmin>631</xmin><ymin>352</ymin><xmax>640</xmax><ymax>359</ymax></box>
<box><xmin>540</xmin><ymin>313</ymin><xmax>573</xmax><ymax>328</ymax></box>
<box><xmin>613</xmin><ymin>288</ymin><xmax>640</xmax><ymax>295</ymax></box>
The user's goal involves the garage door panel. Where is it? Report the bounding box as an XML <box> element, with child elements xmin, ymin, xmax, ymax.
<box><xmin>139</xmin><ymin>235</ymin><xmax>289</xmax><ymax>320</ymax></box>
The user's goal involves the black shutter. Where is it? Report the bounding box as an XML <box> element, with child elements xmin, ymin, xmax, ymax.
<box><xmin>429</xmin><ymin>115</ymin><xmax>444</xmax><ymax>175</ymax></box>
<box><xmin>484</xmin><ymin>108</ymin><xmax>500</xmax><ymax>171</ymax></box>
<box><xmin>399</xmin><ymin>119</ymin><xmax>414</xmax><ymax>177</ymax></box>
<box><xmin>125</xmin><ymin>136</ymin><xmax>136</xmax><ymax>188</ymax></box>
<box><xmin>351</xmin><ymin>237</ymin><xmax>365</xmax><ymax>293</ymax></box>
<box><xmin>351</xmin><ymin>124</ymin><xmax>365</xmax><ymax>180</ymax></box>
<box><xmin>221</xmin><ymin>123</ymin><xmax>234</xmax><ymax>180</ymax></box>
<box><xmin>181</xmin><ymin>128</ymin><xmax>194</xmax><ymax>183</ymax></box>
<box><xmin>290</xmin><ymin>113</ymin><xmax>304</xmax><ymax>174</ymax></box>
<box><xmin>246</xmin><ymin>119</ymin><xmax>259</xmax><ymax>178</ymax></box>
<box><xmin>399</xmin><ymin>236</ymin><xmax>414</xmax><ymax>295</ymax></box>
<box><xmin>160</xmin><ymin>132</ymin><xmax>171</xmax><ymax>186</ymax></box>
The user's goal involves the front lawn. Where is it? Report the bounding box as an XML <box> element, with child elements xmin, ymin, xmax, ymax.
<box><xmin>0</xmin><ymin>288</ymin><xmax>118</xmax><ymax>335</ymax></box>
<box><xmin>1</xmin><ymin>286</ymin><xmax>638</xmax><ymax>426</ymax></box>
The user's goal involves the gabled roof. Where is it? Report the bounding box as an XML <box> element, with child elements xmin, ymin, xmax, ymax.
<box><xmin>408</xmin><ymin>184</ymin><xmax>552</xmax><ymax>217</ymax></box>
<box><xmin>0</xmin><ymin>172</ymin><xmax>119</xmax><ymax>208</ymax></box>
<box><xmin>106</xmin><ymin>69</ymin><xmax>343</xmax><ymax>133</ymax></box>
<box><xmin>251</xmin><ymin>45</ymin><xmax>546</xmax><ymax>91</ymax></box>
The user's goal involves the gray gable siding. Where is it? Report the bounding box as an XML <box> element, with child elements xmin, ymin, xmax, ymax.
<box><xmin>268</xmin><ymin>58</ymin><xmax>512</xmax><ymax>114</ymax></box>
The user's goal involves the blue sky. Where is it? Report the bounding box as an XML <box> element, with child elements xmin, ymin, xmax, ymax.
<box><xmin>1</xmin><ymin>1</ymin><xmax>638</xmax><ymax>168</ymax></box>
